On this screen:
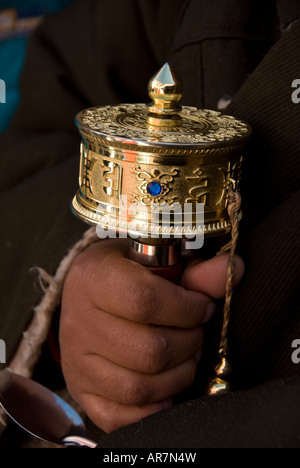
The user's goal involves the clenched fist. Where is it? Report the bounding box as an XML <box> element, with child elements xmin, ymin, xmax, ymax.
<box><xmin>59</xmin><ymin>239</ymin><xmax>244</xmax><ymax>433</ymax></box>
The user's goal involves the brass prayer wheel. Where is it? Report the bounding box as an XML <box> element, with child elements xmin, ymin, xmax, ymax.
<box><xmin>71</xmin><ymin>63</ymin><xmax>252</xmax><ymax>396</ymax></box>
<box><xmin>72</xmin><ymin>63</ymin><xmax>251</xmax><ymax>266</ymax></box>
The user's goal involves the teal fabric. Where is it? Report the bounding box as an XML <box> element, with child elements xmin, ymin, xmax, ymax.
<box><xmin>0</xmin><ymin>1</ymin><xmax>74</xmax><ymax>132</ymax></box>
<box><xmin>0</xmin><ymin>0</ymin><xmax>73</xmax><ymax>10</ymax></box>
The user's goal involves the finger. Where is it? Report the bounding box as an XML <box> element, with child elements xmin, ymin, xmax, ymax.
<box><xmin>68</xmin><ymin>240</ymin><xmax>215</xmax><ymax>329</ymax></box>
<box><xmin>61</xmin><ymin>304</ymin><xmax>205</xmax><ymax>374</ymax></box>
<box><xmin>75</xmin><ymin>392</ymin><xmax>173</xmax><ymax>434</ymax></box>
<box><xmin>66</xmin><ymin>352</ymin><xmax>200</xmax><ymax>408</ymax></box>
<box><xmin>181</xmin><ymin>254</ymin><xmax>245</xmax><ymax>299</ymax></box>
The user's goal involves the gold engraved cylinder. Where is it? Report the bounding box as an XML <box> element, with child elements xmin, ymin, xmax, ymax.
<box><xmin>72</xmin><ymin>64</ymin><xmax>252</xmax><ymax>242</ymax></box>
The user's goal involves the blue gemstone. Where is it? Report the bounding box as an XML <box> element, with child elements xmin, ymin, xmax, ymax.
<box><xmin>147</xmin><ymin>181</ymin><xmax>162</xmax><ymax>196</ymax></box>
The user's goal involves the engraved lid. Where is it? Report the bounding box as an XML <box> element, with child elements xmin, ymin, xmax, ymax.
<box><xmin>75</xmin><ymin>63</ymin><xmax>251</xmax><ymax>155</ymax></box>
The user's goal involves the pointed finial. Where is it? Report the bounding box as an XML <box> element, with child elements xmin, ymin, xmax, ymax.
<box><xmin>147</xmin><ymin>63</ymin><xmax>183</xmax><ymax>127</ymax></box>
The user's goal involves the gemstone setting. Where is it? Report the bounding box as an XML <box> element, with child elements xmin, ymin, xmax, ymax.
<box><xmin>147</xmin><ymin>181</ymin><xmax>163</xmax><ymax>197</ymax></box>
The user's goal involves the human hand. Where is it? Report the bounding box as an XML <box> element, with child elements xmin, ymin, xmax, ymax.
<box><xmin>59</xmin><ymin>239</ymin><xmax>244</xmax><ymax>433</ymax></box>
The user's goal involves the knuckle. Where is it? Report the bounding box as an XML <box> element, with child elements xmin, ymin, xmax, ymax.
<box><xmin>63</xmin><ymin>260</ymin><xmax>92</xmax><ymax>297</ymax></box>
<box><xmin>141</xmin><ymin>334</ymin><xmax>170</xmax><ymax>374</ymax></box>
<box><xmin>123</xmin><ymin>376</ymin><xmax>150</xmax><ymax>406</ymax></box>
<box><xmin>67</xmin><ymin>244</ymin><xmax>109</xmax><ymax>286</ymax></box>
<box><xmin>128</xmin><ymin>282</ymin><xmax>158</xmax><ymax>323</ymax></box>
<box><xmin>97</xmin><ymin>251</ymin><xmax>117</xmax><ymax>278</ymax></box>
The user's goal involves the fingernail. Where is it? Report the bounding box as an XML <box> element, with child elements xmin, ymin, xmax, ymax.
<box><xmin>204</xmin><ymin>302</ymin><xmax>216</xmax><ymax>323</ymax></box>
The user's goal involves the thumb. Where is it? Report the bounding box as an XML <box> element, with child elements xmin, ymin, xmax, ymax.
<box><xmin>181</xmin><ymin>254</ymin><xmax>245</xmax><ymax>299</ymax></box>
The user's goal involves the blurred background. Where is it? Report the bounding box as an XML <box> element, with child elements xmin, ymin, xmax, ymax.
<box><xmin>0</xmin><ymin>0</ymin><xmax>75</xmax><ymax>132</ymax></box>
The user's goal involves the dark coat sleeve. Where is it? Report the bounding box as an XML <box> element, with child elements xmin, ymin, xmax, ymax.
<box><xmin>97</xmin><ymin>376</ymin><xmax>300</xmax><ymax>449</ymax></box>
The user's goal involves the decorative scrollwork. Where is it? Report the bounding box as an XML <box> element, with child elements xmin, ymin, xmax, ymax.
<box><xmin>130</xmin><ymin>166</ymin><xmax>180</xmax><ymax>205</ymax></box>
